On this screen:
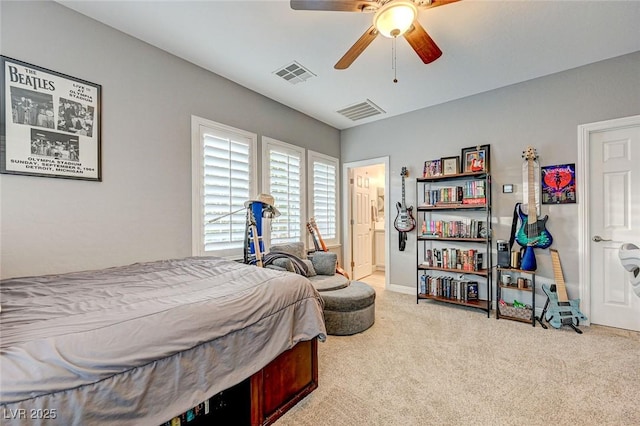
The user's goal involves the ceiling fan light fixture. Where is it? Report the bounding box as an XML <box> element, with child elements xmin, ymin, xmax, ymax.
<box><xmin>373</xmin><ymin>1</ymin><xmax>418</xmax><ymax>38</ymax></box>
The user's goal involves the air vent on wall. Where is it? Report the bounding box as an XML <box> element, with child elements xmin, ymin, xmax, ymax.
<box><xmin>337</xmin><ymin>99</ymin><xmax>386</xmax><ymax>121</ymax></box>
<box><xmin>273</xmin><ymin>61</ymin><xmax>316</xmax><ymax>85</ymax></box>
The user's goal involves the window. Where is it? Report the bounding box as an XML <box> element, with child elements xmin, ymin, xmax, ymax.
<box><xmin>191</xmin><ymin>116</ymin><xmax>257</xmax><ymax>257</ymax></box>
<box><xmin>308</xmin><ymin>150</ymin><xmax>339</xmax><ymax>246</ymax></box>
<box><xmin>262</xmin><ymin>137</ymin><xmax>305</xmax><ymax>245</ymax></box>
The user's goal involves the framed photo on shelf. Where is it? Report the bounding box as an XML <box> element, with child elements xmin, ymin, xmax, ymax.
<box><xmin>423</xmin><ymin>159</ymin><xmax>441</xmax><ymax>177</ymax></box>
<box><xmin>441</xmin><ymin>156</ymin><xmax>459</xmax><ymax>176</ymax></box>
<box><xmin>1</xmin><ymin>55</ymin><xmax>101</xmax><ymax>181</ymax></box>
<box><xmin>461</xmin><ymin>144</ymin><xmax>490</xmax><ymax>173</ymax></box>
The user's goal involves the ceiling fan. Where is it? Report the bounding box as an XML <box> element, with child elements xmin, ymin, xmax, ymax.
<box><xmin>290</xmin><ymin>0</ymin><xmax>460</xmax><ymax>69</ymax></box>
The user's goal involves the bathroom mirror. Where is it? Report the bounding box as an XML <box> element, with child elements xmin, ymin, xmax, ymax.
<box><xmin>377</xmin><ymin>187</ymin><xmax>384</xmax><ymax>218</ymax></box>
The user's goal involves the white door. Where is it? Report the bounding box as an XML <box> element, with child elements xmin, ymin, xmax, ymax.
<box><xmin>352</xmin><ymin>168</ymin><xmax>373</xmax><ymax>280</ymax></box>
<box><xmin>589</xmin><ymin>123</ymin><xmax>640</xmax><ymax>331</ymax></box>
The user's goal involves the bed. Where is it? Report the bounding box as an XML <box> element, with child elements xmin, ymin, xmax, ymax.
<box><xmin>0</xmin><ymin>256</ymin><xmax>326</xmax><ymax>425</ymax></box>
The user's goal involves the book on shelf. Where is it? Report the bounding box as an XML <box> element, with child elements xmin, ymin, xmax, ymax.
<box><xmin>477</xmin><ymin>221</ymin><xmax>488</xmax><ymax>239</ymax></box>
<box><xmin>425</xmin><ymin>186</ymin><xmax>464</xmax><ymax>206</ymax></box>
<box><xmin>461</xmin><ymin>197</ymin><xmax>486</xmax><ymax>205</ymax></box>
<box><xmin>475</xmin><ymin>252</ymin><xmax>484</xmax><ymax>271</ymax></box>
<box><xmin>462</xmin><ymin>180</ymin><xmax>485</xmax><ymax>198</ymax></box>
<box><xmin>466</xmin><ymin>282</ymin><xmax>479</xmax><ymax>301</ymax></box>
<box><xmin>435</xmin><ymin>202</ymin><xmax>463</xmax><ymax>207</ymax></box>
<box><xmin>420</xmin><ymin>219</ymin><xmax>487</xmax><ymax>239</ymax></box>
<box><xmin>424</xmin><ymin>248</ymin><xmax>484</xmax><ymax>271</ymax></box>
<box><xmin>423</xmin><ymin>180</ymin><xmax>486</xmax><ymax>204</ymax></box>
<box><xmin>419</xmin><ymin>274</ymin><xmax>480</xmax><ymax>302</ymax></box>
<box><xmin>421</xmin><ymin>232</ymin><xmax>440</xmax><ymax>238</ymax></box>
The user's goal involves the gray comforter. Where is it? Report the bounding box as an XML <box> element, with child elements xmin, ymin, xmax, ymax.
<box><xmin>0</xmin><ymin>256</ymin><xmax>326</xmax><ymax>425</ymax></box>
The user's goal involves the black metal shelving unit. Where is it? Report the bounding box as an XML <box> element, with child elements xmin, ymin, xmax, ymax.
<box><xmin>416</xmin><ymin>171</ymin><xmax>493</xmax><ymax>317</ymax></box>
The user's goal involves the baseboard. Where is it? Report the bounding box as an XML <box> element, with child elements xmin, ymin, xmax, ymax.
<box><xmin>387</xmin><ymin>283</ymin><xmax>414</xmax><ymax>295</ymax></box>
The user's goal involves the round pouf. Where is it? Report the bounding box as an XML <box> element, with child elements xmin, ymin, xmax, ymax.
<box><xmin>320</xmin><ymin>281</ymin><xmax>376</xmax><ymax>336</ymax></box>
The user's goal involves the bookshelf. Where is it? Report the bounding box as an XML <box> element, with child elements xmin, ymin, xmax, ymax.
<box><xmin>416</xmin><ymin>170</ymin><xmax>492</xmax><ymax>317</ymax></box>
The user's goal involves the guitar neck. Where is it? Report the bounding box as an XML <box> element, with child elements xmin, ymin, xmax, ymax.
<box><xmin>250</xmin><ymin>225</ymin><xmax>263</xmax><ymax>267</ymax></box>
<box><xmin>316</xmin><ymin>227</ymin><xmax>328</xmax><ymax>252</ymax></box>
<box><xmin>310</xmin><ymin>219</ymin><xmax>328</xmax><ymax>251</ymax></box>
<box><xmin>527</xmin><ymin>158</ymin><xmax>538</xmax><ymax>223</ymax></box>
<box><xmin>550</xmin><ymin>249</ymin><xmax>569</xmax><ymax>302</ymax></box>
<box><xmin>307</xmin><ymin>224</ymin><xmax>321</xmax><ymax>251</ymax></box>
<box><xmin>248</xmin><ymin>210</ymin><xmax>263</xmax><ymax>267</ymax></box>
<box><xmin>401</xmin><ymin>175</ymin><xmax>406</xmax><ymax>207</ymax></box>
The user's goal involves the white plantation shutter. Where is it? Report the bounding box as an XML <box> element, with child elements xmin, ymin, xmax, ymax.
<box><xmin>203</xmin><ymin>134</ymin><xmax>251</xmax><ymax>251</ymax></box>
<box><xmin>192</xmin><ymin>116</ymin><xmax>256</xmax><ymax>257</ymax></box>
<box><xmin>263</xmin><ymin>138</ymin><xmax>305</xmax><ymax>245</ymax></box>
<box><xmin>309</xmin><ymin>151</ymin><xmax>339</xmax><ymax>243</ymax></box>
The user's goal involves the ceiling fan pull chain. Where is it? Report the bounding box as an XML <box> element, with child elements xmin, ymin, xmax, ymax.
<box><xmin>392</xmin><ymin>37</ymin><xmax>398</xmax><ymax>83</ymax></box>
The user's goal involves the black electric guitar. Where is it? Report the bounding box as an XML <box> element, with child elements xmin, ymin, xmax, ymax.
<box><xmin>516</xmin><ymin>147</ymin><xmax>553</xmax><ymax>271</ymax></box>
<box><xmin>539</xmin><ymin>249</ymin><xmax>588</xmax><ymax>333</ymax></box>
<box><xmin>394</xmin><ymin>167</ymin><xmax>416</xmax><ymax>251</ymax></box>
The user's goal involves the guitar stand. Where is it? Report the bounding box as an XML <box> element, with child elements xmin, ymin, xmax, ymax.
<box><xmin>535</xmin><ymin>296</ymin><xmax>549</xmax><ymax>329</ymax></box>
<box><xmin>536</xmin><ymin>296</ymin><xmax>583</xmax><ymax>334</ymax></box>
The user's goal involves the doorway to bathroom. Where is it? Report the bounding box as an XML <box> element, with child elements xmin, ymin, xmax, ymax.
<box><xmin>343</xmin><ymin>157</ymin><xmax>389</xmax><ymax>286</ymax></box>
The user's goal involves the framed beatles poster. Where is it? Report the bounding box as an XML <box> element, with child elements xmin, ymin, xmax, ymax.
<box><xmin>0</xmin><ymin>56</ymin><xmax>101</xmax><ymax>181</ymax></box>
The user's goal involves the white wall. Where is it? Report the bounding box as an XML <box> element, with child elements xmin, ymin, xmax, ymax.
<box><xmin>341</xmin><ymin>51</ymin><xmax>640</xmax><ymax>305</ymax></box>
<box><xmin>0</xmin><ymin>1</ymin><xmax>340</xmax><ymax>278</ymax></box>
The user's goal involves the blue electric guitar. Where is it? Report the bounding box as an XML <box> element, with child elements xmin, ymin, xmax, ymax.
<box><xmin>516</xmin><ymin>147</ymin><xmax>553</xmax><ymax>270</ymax></box>
<box><xmin>540</xmin><ymin>249</ymin><xmax>588</xmax><ymax>333</ymax></box>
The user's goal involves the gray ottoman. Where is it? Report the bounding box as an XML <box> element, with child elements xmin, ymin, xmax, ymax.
<box><xmin>320</xmin><ymin>281</ymin><xmax>376</xmax><ymax>336</ymax></box>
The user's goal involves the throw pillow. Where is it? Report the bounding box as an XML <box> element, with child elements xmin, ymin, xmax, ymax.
<box><xmin>272</xmin><ymin>258</ymin><xmax>295</xmax><ymax>272</ymax></box>
<box><xmin>302</xmin><ymin>259</ymin><xmax>317</xmax><ymax>277</ymax></box>
<box><xmin>311</xmin><ymin>252</ymin><xmax>337</xmax><ymax>276</ymax></box>
<box><xmin>270</xmin><ymin>242</ymin><xmax>306</xmax><ymax>259</ymax></box>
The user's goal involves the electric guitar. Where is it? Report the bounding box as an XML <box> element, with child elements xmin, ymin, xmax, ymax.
<box><xmin>394</xmin><ymin>167</ymin><xmax>416</xmax><ymax>251</ymax></box>
<box><xmin>516</xmin><ymin>147</ymin><xmax>553</xmax><ymax>270</ymax></box>
<box><xmin>540</xmin><ymin>249</ymin><xmax>588</xmax><ymax>333</ymax></box>
<box><xmin>308</xmin><ymin>217</ymin><xmax>349</xmax><ymax>279</ymax></box>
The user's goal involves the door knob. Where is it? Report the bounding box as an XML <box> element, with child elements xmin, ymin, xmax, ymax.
<box><xmin>592</xmin><ymin>235</ymin><xmax>612</xmax><ymax>242</ymax></box>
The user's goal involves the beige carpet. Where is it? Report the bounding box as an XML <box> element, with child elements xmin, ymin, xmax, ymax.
<box><xmin>277</xmin><ymin>281</ymin><xmax>640</xmax><ymax>425</ymax></box>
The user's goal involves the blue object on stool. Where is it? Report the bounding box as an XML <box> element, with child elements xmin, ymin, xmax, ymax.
<box><xmin>320</xmin><ymin>281</ymin><xmax>376</xmax><ymax>336</ymax></box>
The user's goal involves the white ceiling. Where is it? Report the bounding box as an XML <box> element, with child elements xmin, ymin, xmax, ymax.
<box><xmin>57</xmin><ymin>0</ymin><xmax>640</xmax><ymax>130</ymax></box>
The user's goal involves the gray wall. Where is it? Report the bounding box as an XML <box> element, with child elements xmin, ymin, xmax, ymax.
<box><xmin>0</xmin><ymin>1</ymin><xmax>340</xmax><ymax>278</ymax></box>
<box><xmin>342</xmin><ymin>51</ymin><xmax>640</xmax><ymax>303</ymax></box>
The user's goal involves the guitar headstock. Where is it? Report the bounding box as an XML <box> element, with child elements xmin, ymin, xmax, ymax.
<box><xmin>247</xmin><ymin>207</ymin><xmax>257</xmax><ymax>226</ymax></box>
<box><xmin>522</xmin><ymin>146</ymin><xmax>538</xmax><ymax>162</ymax></box>
<box><xmin>309</xmin><ymin>217</ymin><xmax>317</xmax><ymax>229</ymax></box>
<box><xmin>401</xmin><ymin>166</ymin><xmax>408</xmax><ymax>178</ymax></box>
<box><xmin>306</xmin><ymin>222</ymin><xmax>315</xmax><ymax>235</ymax></box>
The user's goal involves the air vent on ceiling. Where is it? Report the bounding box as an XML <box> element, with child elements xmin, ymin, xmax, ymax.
<box><xmin>337</xmin><ymin>99</ymin><xmax>386</xmax><ymax>121</ymax></box>
<box><xmin>273</xmin><ymin>61</ymin><xmax>316</xmax><ymax>85</ymax></box>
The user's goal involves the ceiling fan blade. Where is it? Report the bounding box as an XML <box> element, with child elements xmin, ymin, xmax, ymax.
<box><xmin>404</xmin><ymin>21</ymin><xmax>442</xmax><ymax>64</ymax></box>
<box><xmin>421</xmin><ymin>0</ymin><xmax>460</xmax><ymax>10</ymax></box>
<box><xmin>334</xmin><ymin>26</ymin><xmax>378</xmax><ymax>69</ymax></box>
<box><xmin>290</xmin><ymin>1</ymin><xmax>378</xmax><ymax>12</ymax></box>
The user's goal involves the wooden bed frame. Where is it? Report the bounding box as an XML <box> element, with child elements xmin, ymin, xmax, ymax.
<box><xmin>251</xmin><ymin>337</ymin><xmax>318</xmax><ymax>425</ymax></box>
<box><xmin>165</xmin><ymin>337</ymin><xmax>318</xmax><ymax>425</ymax></box>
